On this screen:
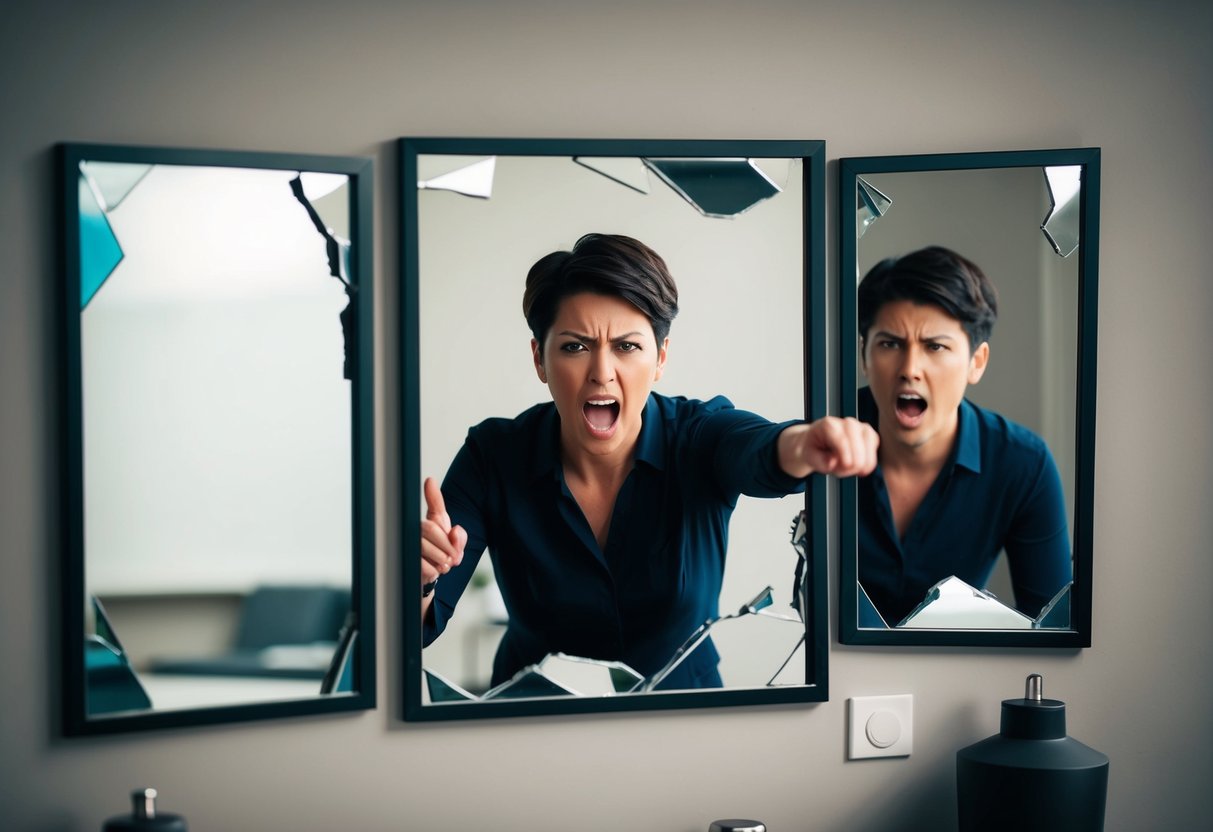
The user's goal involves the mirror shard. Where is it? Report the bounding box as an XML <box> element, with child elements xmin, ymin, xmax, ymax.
<box><xmin>856</xmin><ymin>176</ymin><xmax>892</xmax><ymax>239</ymax></box>
<box><xmin>1042</xmin><ymin>165</ymin><xmax>1082</xmax><ymax>257</ymax></box>
<box><xmin>642</xmin><ymin>157</ymin><xmax>781</xmax><ymax>218</ymax></box>
<box><xmin>417</xmin><ymin>156</ymin><xmax>496</xmax><ymax>199</ymax></box>
<box><xmin>573</xmin><ymin>156</ymin><xmax>651</xmax><ymax>193</ymax></box>
<box><xmin>77</xmin><ymin>171</ymin><xmax>124</xmax><ymax>308</ymax></box>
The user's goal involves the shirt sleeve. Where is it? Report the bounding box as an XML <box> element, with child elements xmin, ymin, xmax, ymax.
<box><xmin>1004</xmin><ymin>443</ymin><xmax>1073</xmax><ymax>618</ymax></box>
<box><xmin>692</xmin><ymin>398</ymin><xmax>808</xmax><ymax>501</ymax></box>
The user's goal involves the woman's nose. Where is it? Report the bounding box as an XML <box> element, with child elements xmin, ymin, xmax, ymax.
<box><xmin>589</xmin><ymin>350</ymin><xmax>615</xmax><ymax>384</ymax></box>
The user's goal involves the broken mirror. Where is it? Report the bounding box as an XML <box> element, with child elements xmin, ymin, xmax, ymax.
<box><xmin>400</xmin><ymin>138</ymin><xmax>828</xmax><ymax>720</ymax></box>
<box><xmin>60</xmin><ymin>143</ymin><xmax>375</xmax><ymax>735</ymax></box>
<box><xmin>837</xmin><ymin>148</ymin><xmax>1100</xmax><ymax>647</ymax></box>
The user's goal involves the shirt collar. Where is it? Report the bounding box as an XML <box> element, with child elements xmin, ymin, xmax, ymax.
<box><xmin>633</xmin><ymin>394</ymin><xmax>667</xmax><ymax>471</ymax></box>
<box><xmin>953</xmin><ymin>398</ymin><xmax>982</xmax><ymax>474</ymax></box>
<box><xmin>528</xmin><ymin>394</ymin><xmax>668</xmax><ymax>480</ymax></box>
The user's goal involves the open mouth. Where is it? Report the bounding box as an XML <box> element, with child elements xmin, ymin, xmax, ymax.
<box><xmin>582</xmin><ymin>398</ymin><xmax>620</xmax><ymax>437</ymax></box>
<box><xmin>894</xmin><ymin>393</ymin><xmax>928</xmax><ymax>428</ymax></box>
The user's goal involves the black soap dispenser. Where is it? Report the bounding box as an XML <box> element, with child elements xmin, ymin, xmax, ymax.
<box><xmin>956</xmin><ymin>674</ymin><xmax>1109</xmax><ymax>831</ymax></box>
<box><xmin>103</xmin><ymin>788</ymin><xmax>188</xmax><ymax>832</ymax></box>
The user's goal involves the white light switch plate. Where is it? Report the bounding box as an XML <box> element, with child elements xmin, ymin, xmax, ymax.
<box><xmin>848</xmin><ymin>694</ymin><xmax>913</xmax><ymax>759</ymax></box>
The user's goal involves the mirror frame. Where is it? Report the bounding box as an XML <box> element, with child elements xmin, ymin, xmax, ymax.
<box><xmin>59</xmin><ymin>143</ymin><xmax>376</xmax><ymax>735</ymax></box>
<box><xmin>400</xmin><ymin>137</ymin><xmax>828</xmax><ymax>720</ymax></box>
<box><xmin>837</xmin><ymin>148</ymin><xmax>1100</xmax><ymax>647</ymax></box>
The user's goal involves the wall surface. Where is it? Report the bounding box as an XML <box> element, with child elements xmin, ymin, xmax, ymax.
<box><xmin>2</xmin><ymin>1</ymin><xmax>1210</xmax><ymax>830</ymax></box>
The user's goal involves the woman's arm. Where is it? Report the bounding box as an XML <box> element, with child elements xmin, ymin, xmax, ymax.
<box><xmin>776</xmin><ymin>417</ymin><xmax>879</xmax><ymax>479</ymax></box>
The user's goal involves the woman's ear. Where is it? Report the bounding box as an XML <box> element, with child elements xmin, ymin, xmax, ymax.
<box><xmin>531</xmin><ymin>338</ymin><xmax>547</xmax><ymax>383</ymax></box>
<box><xmin>654</xmin><ymin>337</ymin><xmax>670</xmax><ymax>381</ymax></box>
<box><xmin>967</xmin><ymin>341</ymin><xmax>990</xmax><ymax>385</ymax></box>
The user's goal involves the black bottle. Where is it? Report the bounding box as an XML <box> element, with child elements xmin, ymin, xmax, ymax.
<box><xmin>956</xmin><ymin>674</ymin><xmax>1109</xmax><ymax>831</ymax></box>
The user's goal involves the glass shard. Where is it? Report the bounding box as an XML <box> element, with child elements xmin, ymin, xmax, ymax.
<box><xmin>80</xmin><ymin>161</ymin><xmax>153</xmax><ymax>211</ymax></box>
<box><xmin>572</xmin><ymin>156</ymin><xmax>650</xmax><ymax>193</ymax></box>
<box><xmin>418</xmin><ymin>156</ymin><xmax>496</xmax><ymax>199</ymax></box>
<box><xmin>423</xmin><ymin>668</ymin><xmax>476</xmax><ymax>702</ymax></box>
<box><xmin>78</xmin><ymin>172</ymin><xmax>124</xmax><ymax>308</ymax></box>
<box><xmin>643</xmin><ymin>158</ymin><xmax>781</xmax><ymax>218</ymax></box>
<box><xmin>1034</xmin><ymin>582</ymin><xmax>1072</xmax><ymax>629</ymax></box>
<box><xmin>299</xmin><ymin>174</ymin><xmax>350</xmax><ymax>240</ymax></box>
<box><xmin>856</xmin><ymin>176</ymin><xmax>893</xmax><ymax>239</ymax></box>
<box><xmin>857</xmin><ymin>583</ymin><xmax>890</xmax><ymax>629</ymax></box>
<box><xmin>1041</xmin><ymin>166</ymin><xmax>1082</xmax><ymax>257</ymax></box>
<box><xmin>898</xmin><ymin>576</ymin><xmax>1034</xmax><ymax>629</ymax></box>
<box><xmin>767</xmin><ymin>635</ymin><xmax>805</xmax><ymax>687</ymax></box>
<box><xmin>643</xmin><ymin>584</ymin><xmax>795</xmax><ymax>691</ymax></box>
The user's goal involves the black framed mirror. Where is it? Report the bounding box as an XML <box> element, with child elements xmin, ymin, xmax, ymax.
<box><xmin>401</xmin><ymin>138</ymin><xmax>828</xmax><ymax>719</ymax></box>
<box><xmin>60</xmin><ymin>143</ymin><xmax>375</xmax><ymax>734</ymax></box>
<box><xmin>838</xmin><ymin>148</ymin><xmax>1099</xmax><ymax>646</ymax></box>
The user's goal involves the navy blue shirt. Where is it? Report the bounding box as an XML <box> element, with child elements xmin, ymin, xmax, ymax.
<box><xmin>424</xmin><ymin>393</ymin><xmax>805</xmax><ymax>690</ymax></box>
<box><xmin>857</xmin><ymin>387</ymin><xmax>1072</xmax><ymax>625</ymax></box>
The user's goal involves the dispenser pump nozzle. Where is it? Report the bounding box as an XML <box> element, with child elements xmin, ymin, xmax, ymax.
<box><xmin>132</xmin><ymin>789</ymin><xmax>157</xmax><ymax>820</ymax></box>
<box><xmin>1025</xmin><ymin>673</ymin><xmax>1044</xmax><ymax>702</ymax></box>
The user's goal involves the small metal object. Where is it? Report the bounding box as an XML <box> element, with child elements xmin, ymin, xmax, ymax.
<box><xmin>710</xmin><ymin>820</ymin><xmax>766</xmax><ymax>832</ymax></box>
<box><xmin>1026</xmin><ymin>673</ymin><xmax>1044</xmax><ymax>702</ymax></box>
<box><xmin>102</xmin><ymin>786</ymin><xmax>188</xmax><ymax>831</ymax></box>
<box><xmin>134</xmin><ymin>789</ymin><xmax>157</xmax><ymax>820</ymax></box>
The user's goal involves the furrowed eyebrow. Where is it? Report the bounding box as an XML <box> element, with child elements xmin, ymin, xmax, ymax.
<box><xmin>556</xmin><ymin>330</ymin><xmax>645</xmax><ymax>344</ymax></box>
<box><xmin>871</xmin><ymin>330</ymin><xmax>957</xmax><ymax>343</ymax></box>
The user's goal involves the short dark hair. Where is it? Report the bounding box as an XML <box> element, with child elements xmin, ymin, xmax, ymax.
<box><xmin>522</xmin><ymin>233</ymin><xmax>680</xmax><ymax>347</ymax></box>
<box><xmin>858</xmin><ymin>245</ymin><xmax>999</xmax><ymax>352</ymax></box>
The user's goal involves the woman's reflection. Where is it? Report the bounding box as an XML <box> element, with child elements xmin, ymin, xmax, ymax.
<box><xmin>857</xmin><ymin>246</ymin><xmax>1072</xmax><ymax>625</ymax></box>
<box><xmin>419</xmin><ymin>233</ymin><xmax>875</xmax><ymax>691</ymax></box>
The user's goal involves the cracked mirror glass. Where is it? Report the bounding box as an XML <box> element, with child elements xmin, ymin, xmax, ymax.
<box><xmin>849</xmin><ymin>164</ymin><xmax>1087</xmax><ymax>635</ymax></box>
<box><xmin>412</xmin><ymin>149</ymin><xmax>813</xmax><ymax>707</ymax></box>
<box><xmin>71</xmin><ymin>157</ymin><xmax>364</xmax><ymax>725</ymax></box>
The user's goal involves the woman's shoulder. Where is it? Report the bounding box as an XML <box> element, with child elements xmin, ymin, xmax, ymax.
<box><xmin>466</xmin><ymin>401</ymin><xmax>556</xmax><ymax>443</ymax></box>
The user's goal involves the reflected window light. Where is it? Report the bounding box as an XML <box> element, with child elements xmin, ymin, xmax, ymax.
<box><xmin>1041</xmin><ymin>166</ymin><xmax>1082</xmax><ymax>257</ymax></box>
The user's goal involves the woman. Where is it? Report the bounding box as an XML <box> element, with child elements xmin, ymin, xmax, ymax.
<box><xmin>856</xmin><ymin>245</ymin><xmax>1072</xmax><ymax>625</ymax></box>
<box><xmin>421</xmin><ymin>233</ymin><xmax>876</xmax><ymax>690</ymax></box>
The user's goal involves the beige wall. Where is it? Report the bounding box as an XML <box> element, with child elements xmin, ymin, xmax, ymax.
<box><xmin>2</xmin><ymin>1</ymin><xmax>1210</xmax><ymax>830</ymax></box>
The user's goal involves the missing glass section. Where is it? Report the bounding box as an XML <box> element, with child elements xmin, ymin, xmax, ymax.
<box><xmin>77</xmin><ymin>168</ymin><xmax>125</xmax><ymax>308</ymax></box>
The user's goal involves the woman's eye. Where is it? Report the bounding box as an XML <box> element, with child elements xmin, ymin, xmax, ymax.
<box><xmin>926</xmin><ymin>343</ymin><xmax>947</xmax><ymax>352</ymax></box>
<box><xmin>560</xmin><ymin>342</ymin><xmax>586</xmax><ymax>353</ymax></box>
<box><xmin>617</xmin><ymin>342</ymin><xmax>640</xmax><ymax>353</ymax></box>
<box><xmin>878</xmin><ymin>340</ymin><xmax>899</xmax><ymax>350</ymax></box>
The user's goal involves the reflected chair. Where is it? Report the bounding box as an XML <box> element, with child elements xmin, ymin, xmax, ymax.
<box><xmin>150</xmin><ymin>585</ymin><xmax>351</xmax><ymax>680</ymax></box>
